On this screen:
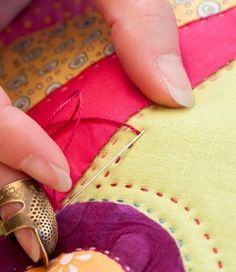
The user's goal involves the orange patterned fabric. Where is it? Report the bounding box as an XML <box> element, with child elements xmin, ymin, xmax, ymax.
<box><xmin>26</xmin><ymin>250</ymin><xmax>124</xmax><ymax>272</ymax></box>
<box><xmin>0</xmin><ymin>10</ymin><xmax>112</xmax><ymax>111</ymax></box>
<box><xmin>170</xmin><ymin>0</ymin><xmax>236</xmax><ymax>26</ymax></box>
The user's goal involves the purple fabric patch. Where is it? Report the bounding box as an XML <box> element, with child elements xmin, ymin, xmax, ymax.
<box><xmin>0</xmin><ymin>202</ymin><xmax>184</xmax><ymax>271</ymax></box>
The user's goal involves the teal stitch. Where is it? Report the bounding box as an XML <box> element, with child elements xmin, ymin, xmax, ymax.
<box><xmin>169</xmin><ymin>227</ymin><xmax>176</xmax><ymax>233</ymax></box>
<box><xmin>85</xmin><ymin>198</ymin><xmax>192</xmax><ymax>270</ymax></box>
<box><xmin>159</xmin><ymin>218</ymin><xmax>165</xmax><ymax>224</ymax></box>
<box><xmin>133</xmin><ymin>202</ymin><xmax>140</xmax><ymax>207</ymax></box>
<box><xmin>178</xmin><ymin>240</ymin><xmax>184</xmax><ymax>247</ymax></box>
<box><xmin>185</xmin><ymin>255</ymin><xmax>191</xmax><ymax>262</ymax></box>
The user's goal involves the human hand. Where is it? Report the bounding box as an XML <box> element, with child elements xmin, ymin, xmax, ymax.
<box><xmin>0</xmin><ymin>0</ymin><xmax>194</xmax><ymax>264</ymax></box>
<box><xmin>94</xmin><ymin>0</ymin><xmax>194</xmax><ymax>108</ymax></box>
<box><xmin>0</xmin><ymin>87</ymin><xmax>72</xmax><ymax>262</ymax></box>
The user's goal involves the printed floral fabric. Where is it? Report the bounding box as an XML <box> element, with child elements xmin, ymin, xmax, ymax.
<box><xmin>26</xmin><ymin>251</ymin><xmax>124</xmax><ymax>272</ymax></box>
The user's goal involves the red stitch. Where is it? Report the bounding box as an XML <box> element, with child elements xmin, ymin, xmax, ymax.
<box><xmin>156</xmin><ymin>192</ymin><xmax>163</xmax><ymax>197</ymax></box>
<box><xmin>80</xmin><ymin>179</ymin><xmax>87</xmax><ymax>185</ymax></box>
<box><xmin>111</xmin><ymin>138</ymin><xmax>118</xmax><ymax>145</ymax></box>
<box><xmin>104</xmin><ymin>171</ymin><xmax>110</xmax><ymax>177</ymax></box>
<box><xmin>91</xmin><ymin>165</ymin><xmax>97</xmax><ymax>171</ymax></box>
<box><xmin>96</xmin><ymin>184</ymin><xmax>101</xmax><ymax>189</ymax></box>
<box><xmin>218</xmin><ymin>261</ymin><xmax>223</xmax><ymax>269</ymax></box>
<box><xmin>108</xmin><ymin>182</ymin><xmax>222</xmax><ymax>269</ymax></box>
<box><xmin>115</xmin><ymin>156</ymin><xmax>121</xmax><ymax>164</ymax></box>
<box><xmin>137</xmin><ymin>112</ymin><xmax>144</xmax><ymax>118</ymax></box>
<box><xmin>194</xmin><ymin>218</ymin><xmax>201</xmax><ymax>225</ymax></box>
<box><xmin>170</xmin><ymin>197</ymin><xmax>178</xmax><ymax>203</ymax></box>
<box><xmin>101</xmin><ymin>152</ymin><xmax>107</xmax><ymax>159</ymax></box>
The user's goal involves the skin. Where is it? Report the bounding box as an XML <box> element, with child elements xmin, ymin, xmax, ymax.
<box><xmin>0</xmin><ymin>0</ymin><xmax>194</xmax><ymax>262</ymax></box>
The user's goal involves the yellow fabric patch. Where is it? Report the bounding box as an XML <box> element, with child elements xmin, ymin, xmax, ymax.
<box><xmin>0</xmin><ymin>11</ymin><xmax>112</xmax><ymax>111</ymax></box>
<box><xmin>170</xmin><ymin>0</ymin><xmax>236</xmax><ymax>26</ymax></box>
<box><xmin>65</xmin><ymin>61</ymin><xmax>236</xmax><ymax>271</ymax></box>
<box><xmin>26</xmin><ymin>250</ymin><xmax>124</xmax><ymax>272</ymax></box>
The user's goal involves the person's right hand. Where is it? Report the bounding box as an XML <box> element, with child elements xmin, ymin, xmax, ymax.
<box><xmin>0</xmin><ymin>87</ymin><xmax>72</xmax><ymax>262</ymax></box>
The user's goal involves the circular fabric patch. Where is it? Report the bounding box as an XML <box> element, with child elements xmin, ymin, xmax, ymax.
<box><xmin>26</xmin><ymin>250</ymin><xmax>124</xmax><ymax>272</ymax></box>
<box><xmin>0</xmin><ymin>202</ymin><xmax>184</xmax><ymax>271</ymax></box>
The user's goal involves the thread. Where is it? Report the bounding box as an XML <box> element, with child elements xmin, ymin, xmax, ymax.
<box><xmin>43</xmin><ymin>88</ymin><xmax>141</xmax><ymax>206</ymax></box>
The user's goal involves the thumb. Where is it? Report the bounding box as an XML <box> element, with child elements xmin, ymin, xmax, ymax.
<box><xmin>94</xmin><ymin>0</ymin><xmax>194</xmax><ymax>108</ymax></box>
<box><xmin>0</xmin><ymin>164</ymin><xmax>43</xmax><ymax>262</ymax></box>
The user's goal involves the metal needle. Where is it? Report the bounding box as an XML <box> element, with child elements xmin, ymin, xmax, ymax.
<box><xmin>56</xmin><ymin>130</ymin><xmax>145</xmax><ymax>216</ymax></box>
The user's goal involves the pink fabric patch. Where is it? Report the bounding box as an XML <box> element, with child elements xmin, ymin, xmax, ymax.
<box><xmin>28</xmin><ymin>55</ymin><xmax>150</xmax><ymax>203</ymax></box>
<box><xmin>180</xmin><ymin>7</ymin><xmax>236</xmax><ymax>86</ymax></box>
<box><xmin>0</xmin><ymin>0</ymin><xmax>94</xmax><ymax>44</ymax></box>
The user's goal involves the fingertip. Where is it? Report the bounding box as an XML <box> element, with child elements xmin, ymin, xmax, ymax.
<box><xmin>19</xmin><ymin>155</ymin><xmax>72</xmax><ymax>192</ymax></box>
<box><xmin>15</xmin><ymin>228</ymin><xmax>42</xmax><ymax>263</ymax></box>
<box><xmin>95</xmin><ymin>0</ymin><xmax>194</xmax><ymax>108</ymax></box>
<box><xmin>156</xmin><ymin>54</ymin><xmax>194</xmax><ymax>108</ymax></box>
<box><xmin>0</xmin><ymin>202</ymin><xmax>42</xmax><ymax>263</ymax></box>
<box><xmin>49</xmin><ymin>162</ymin><xmax>72</xmax><ymax>192</ymax></box>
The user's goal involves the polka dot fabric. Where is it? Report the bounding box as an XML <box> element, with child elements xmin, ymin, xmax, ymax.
<box><xmin>0</xmin><ymin>11</ymin><xmax>113</xmax><ymax>111</ymax></box>
<box><xmin>1</xmin><ymin>6</ymin><xmax>236</xmax><ymax>112</ymax></box>
<box><xmin>171</xmin><ymin>0</ymin><xmax>236</xmax><ymax>26</ymax></box>
<box><xmin>0</xmin><ymin>0</ymin><xmax>94</xmax><ymax>45</ymax></box>
<box><xmin>0</xmin><ymin>0</ymin><xmax>235</xmax><ymax>46</ymax></box>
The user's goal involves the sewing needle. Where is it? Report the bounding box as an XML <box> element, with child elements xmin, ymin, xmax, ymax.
<box><xmin>56</xmin><ymin>130</ymin><xmax>145</xmax><ymax>216</ymax></box>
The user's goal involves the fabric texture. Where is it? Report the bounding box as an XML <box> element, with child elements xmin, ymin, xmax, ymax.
<box><xmin>0</xmin><ymin>1</ymin><xmax>235</xmax><ymax>271</ymax></box>
<box><xmin>171</xmin><ymin>0</ymin><xmax>236</xmax><ymax>26</ymax></box>
<box><xmin>0</xmin><ymin>0</ymin><xmax>235</xmax><ymax>45</ymax></box>
<box><xmin>0</xmin><ymin>11</ymin><xmax>114</xmax><ymax>110</ymax></box>
<box><xmin>0</xmin><ymin>0</ymin><xmax>94</xmax><ymax>45</ymax></box>
<box><xmin>67</xmin><ymin>61</ymin><xmax>236</xmax><ymax>271</ymax></box>
<box><xmin>0</xmin><ymin>202</ymin><xmax>184</xmax><ymax>272</ymax></box>
<box><xmin>1</xmin><ymin>8</ymin><xmax>236</xmax><ymax>111</ymax></box>
<box><xmin>180</xmin><ymin>7</ymin><xmax>236</xmax><ymax>86</ymax></box>
<box><xmin>28</xmin><ymin>55</ymin><xmax>150</xmax><ymax>203</ymax></box>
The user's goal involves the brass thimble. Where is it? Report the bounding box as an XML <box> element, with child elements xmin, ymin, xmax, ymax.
<box><xmin>0</xmin><ymin>179</ymin><xmax>58</xmax><ymax>266</ymax></box>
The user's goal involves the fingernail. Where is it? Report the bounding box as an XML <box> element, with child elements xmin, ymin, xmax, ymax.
<box><xmin>49</xmin><ymin>162</ymin><xmax>72</xmax><ymax>191</ymax></box>
<box><xmin>19</xmin><ymin>155</ymin><xmax>72</xmax><ymax>192</ymax></box>
<box><xmin>158</xmin><ymin>54</ymin><xmax>194</xmax><ymax>108</ymax></box>
<box><xmin>29</xmin><ymin>230</ymin><xmax>41</xmax><ymax>262</ymax></box>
